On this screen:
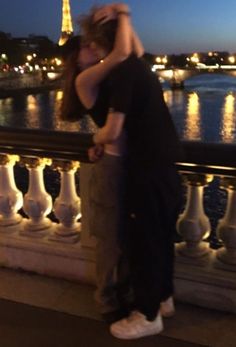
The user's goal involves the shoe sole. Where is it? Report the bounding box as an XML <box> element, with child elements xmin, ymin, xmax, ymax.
<box><xmin>110</xmin><ymin>326</ymin><xmax>163</xmax><ymax>340</ymax></box>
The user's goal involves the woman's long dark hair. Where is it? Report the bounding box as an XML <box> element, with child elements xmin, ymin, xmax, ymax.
<box><xmin>60</xmin><ymin>36</ymin><xmax>86</xmax><ymax>122</ymax></box>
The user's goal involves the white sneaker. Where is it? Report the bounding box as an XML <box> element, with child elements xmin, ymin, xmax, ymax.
<box><xmin>160</xmin><ymin>297</ymin><xmax>175</xmax><ymax>318</ymax></box>
<box><xmin>110</xmin><ymin>310</ymin><xmax>163</xmax><ymax>340</ymax></box>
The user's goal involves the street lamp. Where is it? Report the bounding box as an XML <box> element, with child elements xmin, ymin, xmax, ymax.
<box><xmin>229</xmin><ymin>56</ymin><xmax>235</xmax><ymax>64</ymax></box>
<box><xmin>190</xmin><ymin>53</ymin><xmax>199</xmax><ymax>64</ymax></box>
<box><xmin>26</xmin><ymin>55</ymin><xmax>33</xmax><ymax>62</ymax></box>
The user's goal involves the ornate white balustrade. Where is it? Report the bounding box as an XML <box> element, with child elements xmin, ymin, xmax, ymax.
<box><xmin>0</xmin><ymin>154</ymin><xmax>23</xmax><ymax>228</ymax></box>
<box><xmin>177</xmin><ymin>173</ymin><xmax>213</xmax><ymax>258</ymax></box>
<box><xmin>0</xmin><ymin>128</ymin><xmax>235</xmax><ymax>314</ymax></box>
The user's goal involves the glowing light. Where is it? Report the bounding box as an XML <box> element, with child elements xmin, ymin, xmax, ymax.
<box><xmin>162</xmin><ymin>70</ymin><xmax>174</xmax><ymax>79</ymax></box>
<box><xmin>162</xmin><ymin>56</ymin><xmax>168</xmax><ymax>64</ymax></box>
<box><xmin>221</xmin><ymin>94</ymin><xmax>236</xmax><ymax>143</ymax></box>
<box><xmin>27</xmin><ymin>55</ymin><xmax>33</xmax><ymax>62</ymax></box>
<box><xmin>229</xmin><ymin>56</ymin><xmax>235</xmax><ymax>64</ymax></box>
<box><xmin>176</xmin><ymin>162</ymin><xmax>198</xmax><ymax>167</ymax></box>
<box><xmin>55</xmin><ymin>58</ymin><xmax>62</xmax><ymax>66</ymax></box>
<box><xmin>197</xmin><ymin>63</ymin><xmax>207</xmax><ymax>68</ymax></box>
<box><xmin>184</xmin><ymin>92</ymin><xmax>201</xmax><ymax>141</ymax></box>
<box><xmin>152</xmin><ymin>64</ymin><xmax>165</xmax><ymax>71</ymax></box>
<box><xmin>197</xmin><ymin>64</ymin><xmax>220</xmax><ymax>70</ymax></box>
<box><xmin>59</xmin><ymin>0</ymin><xmax>74</xmax><ymax>45</ymax></box>
<box><xmin>47</xmin><ymin>72</ymin><xmax>57</xmax><ymax>80</ymax></box>
<box><xmin>220</xmin><ymin>65</ymin><xmax>236</xmax><ymax>69</ymax></box>
<box><xmin>25</xmin><ymin>95</ymin><xmax>40</xmax><ymax>128</ymax></box>
<box><xmin>190</xmin><ymin>53</ymin><xmax>199</xmax><ymax>64</ymax></box>
<box><xmin>56</xmin><ymin>90</ymin><xmax>63</xmax><ymax>101</ymax></box>
<box><xmin>156</xmin><ymin>56</ymin><xmax>168</xmax><ymax>65</ymax></box>
<box><xmin>163</xmin><ymin>90</ymin><xmax>173</xmax><ymax>105</ymax></box>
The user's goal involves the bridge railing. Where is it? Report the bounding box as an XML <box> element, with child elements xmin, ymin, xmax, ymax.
<box><xmin>0</xmin><ymin>127</ymin><xmax>235</xmax><ymax>313</ymax></box>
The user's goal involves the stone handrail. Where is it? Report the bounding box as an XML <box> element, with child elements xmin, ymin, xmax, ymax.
<box><xmin>0</xmin><ymin>126</ymin><xmax>93</xmax><ymax>162</ymax></box>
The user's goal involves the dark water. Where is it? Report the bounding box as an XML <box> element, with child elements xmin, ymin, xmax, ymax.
<box><xmin>1</xmin><ymin>74</ymin><xmax>236</xmax><ymax>144</ymax></box>
<box><xmin>1</xmin><ymin>74</ymin><xmax>235</xmax><ymax>247</ymax></box>
<box><xmin>164</xmin><ymin>74</ymin><xmax>236</xmax><ymax>144</ymax></box>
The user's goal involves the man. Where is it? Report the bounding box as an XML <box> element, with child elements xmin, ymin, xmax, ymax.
<box><xmin>81</xmin><ymin>6</ymin><xmax>183</xmax><ymax>339</ymax></box>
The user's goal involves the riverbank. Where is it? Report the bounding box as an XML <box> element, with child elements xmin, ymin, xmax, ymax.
<box><xmin>0</xmin><ymin>82</ymin><xmax>62</xmax><ymax>99</ymax></box>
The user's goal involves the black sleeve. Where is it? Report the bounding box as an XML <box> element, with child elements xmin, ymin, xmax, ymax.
<box><xmin>108</xmin><ymin>60</ymin><xmax>134</xmax><ymax>114</ymax></box>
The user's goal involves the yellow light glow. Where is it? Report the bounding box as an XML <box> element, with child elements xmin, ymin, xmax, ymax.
<box><xmin>162</xmin><ymin>56</ymin><xmax>168</xmax><ymax>64</ymax></box>
<box><xmin>27</xmin><ymin>55</ymin><xmax>33</xmax><ymax>62</ymax></box>
<box><xmin>26</xmin><ymin>95</ymin><xmax>39</xmax><ymax>128</ymax></box>
<box><xmin>162</xmin><ymin>70</ymin><xmax>174</xmax><ymax>79</ymax></box>
<box><xmin>176</xmin><ymin>162</ymin><xmax>198</xmax><ymax>167</ymax></box>
<box><xmin>55</xmin><ymin>58</ymin><xmax>62</xmax><ymax>66</ymax></box>
<box><xmin>190</xmin><ymin>53</ymin><xmax>199</xmax><ymax>64</ymax></box>
<box><xmin>153</xmin><ymin>64</ymin><xmax>165</xmax><ymax>71</ymax></box>
<box><xmin>59</xmin><ymin>0</ymin><xmax>74</xmax><ymax>45</ymax></box>
<box><xmin>220</xmin><ymin>65</ymin><xmax>236</xmax><ymax>69</ymax></box>
<box><xmin>163</xmin><ymin>90</ymin><xmax>173</xmax><ymax>105</ymax></box>
<box><xmin>221</xmin><ymin>94</ymin><xmax>236</xmax><ymax>143</ymax></box>
<box><xmin>156</xmin><ymin>57</ymin><xmax>162</xmax><ymax>63</ymax></box>
<box><xmin>56</xmin><ymin>90</ymin><xmax>63</xmax><ymax>101</ymax></box>
<box><xmin>184</xmin><ymin>92</ymin><xmax>201</xmax><ymax>141</ymax></box>
<box><xmin>228</xmin><ymin>56</ymin><xmax>235</xmax><ymax>64</ymax></box>
<box><xmin>47</xmin><ymin>72</ymin><xmax>57</xmax><ymax>80</ymax></box>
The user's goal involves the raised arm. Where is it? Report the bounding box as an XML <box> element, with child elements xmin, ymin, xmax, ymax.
<box><xmin>131</xmin><ymin>28</ymin><xmax>144</xmax><ymax>58</ymax></box>
<box><xmin>76</xmin><ymin>3</ymin><xmax>133</xmax><ymax>109</ymax></box>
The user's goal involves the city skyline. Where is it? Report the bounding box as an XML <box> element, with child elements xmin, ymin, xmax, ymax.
<box><xmin>1</xmin><ymin>0</ymin><xmax>236</xmax><ymax>55</ymax></box>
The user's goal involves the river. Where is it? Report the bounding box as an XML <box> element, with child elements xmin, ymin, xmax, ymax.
<box><xmin>1</xmin><ymin>73</ymin><xmax>236</xmax><ymax>144</ymax></box>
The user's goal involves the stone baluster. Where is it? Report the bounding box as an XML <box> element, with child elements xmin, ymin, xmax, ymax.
<box><xmin>176</xmin><ymin>173</ymin><xmax>213</xmax><ymax>258</ymax></box>
<box><xmin>21</xmin><ymin>157</ymin><xmax>53</xmax><ymax>237</ymax></box>
<box><xmin>0</xmin><ymin>154</ymin><xmax>23</xmax><ymax>230</ymax></box>
<box><xmin>216</xmin><ymin>177</ymin><xmax>236</xmax><ymax>269</ymax></box>
<box><xmin>50</xmin><ymin>160</ymin><xmax>81</xmax><ymax>243</ymax></box>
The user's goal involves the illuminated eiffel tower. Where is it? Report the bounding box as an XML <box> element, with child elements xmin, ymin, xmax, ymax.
<box><xmin>58</xmin><ymin>0</ymin><xmax>74</xmax><ymax>46</ymax></box>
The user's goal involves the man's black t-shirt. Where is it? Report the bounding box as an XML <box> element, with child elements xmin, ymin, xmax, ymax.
<box><xmin>89</xmin><ymin>55</ymin><xmax>183</xmax><ymax>166</ymax></box>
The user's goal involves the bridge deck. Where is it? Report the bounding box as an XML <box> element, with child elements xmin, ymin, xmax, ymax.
<box><xmin>0</xmin><ymin>267</ymin><xmax>234</xmax><ymax>347</ymax></box>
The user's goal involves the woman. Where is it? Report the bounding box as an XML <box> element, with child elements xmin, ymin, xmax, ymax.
<box><xmin>60</xmin><ymin>3</ymin><xmax>144</xmax><ymax>323</ymax></box>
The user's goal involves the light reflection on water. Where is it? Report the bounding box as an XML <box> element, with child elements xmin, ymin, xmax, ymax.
<box><xmin>1</xmin><ymin>74</ymin><xmax>236</xmax><ymax>143</ymax></box>
<box><xmin>162</xmin><ymin>74</ymin><xmax>236</xmax><ymax>143</ymax></box>
<box><xmin>221</xmin><ymin>93</ymin><xmax>236</xmax><ymax>143</ymax></box>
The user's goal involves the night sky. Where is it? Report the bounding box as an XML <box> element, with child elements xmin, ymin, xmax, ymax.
<box><xmin>1</xmin><ymin>0</ymin><xmax>236</xmax><ymax>54</ymax></box>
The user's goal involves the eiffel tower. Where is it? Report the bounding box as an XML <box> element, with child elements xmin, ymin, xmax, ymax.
<box><xmin>58</xmin><ymin>0</ymin><xmax>74</xmax><ymax>46</ymax></box>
